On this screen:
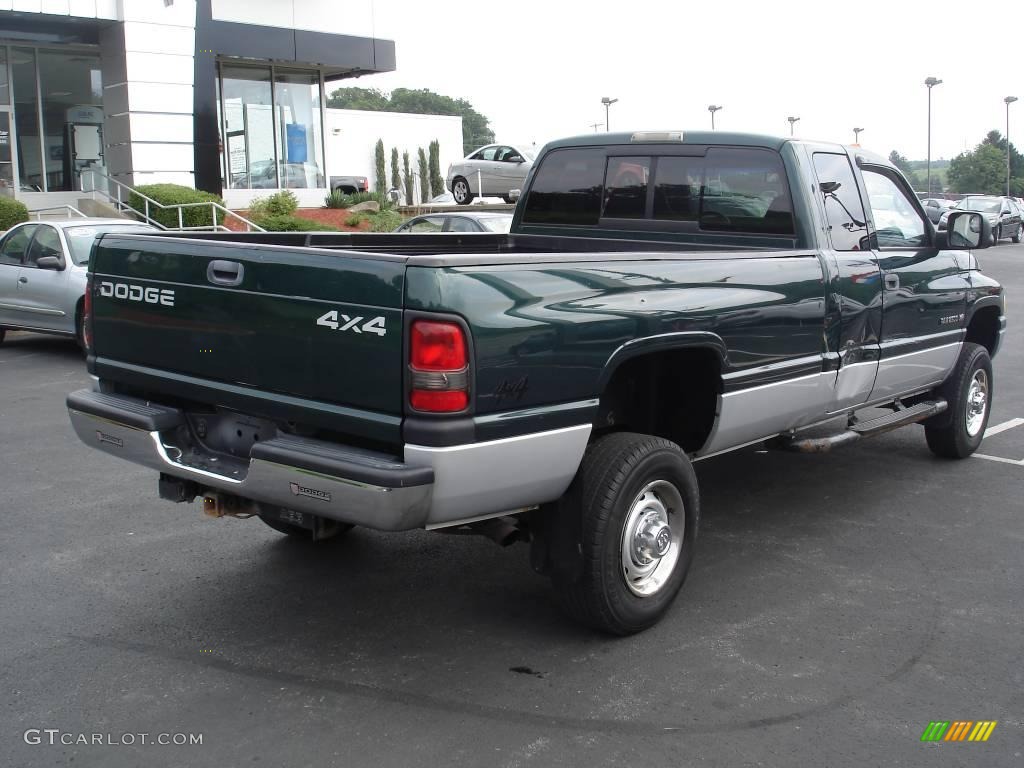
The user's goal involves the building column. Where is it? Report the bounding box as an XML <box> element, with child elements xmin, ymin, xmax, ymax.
<box><xmin>100</xmin><ymin>0</ymin><xmax>197</xmax><ymax>189</ymax></box>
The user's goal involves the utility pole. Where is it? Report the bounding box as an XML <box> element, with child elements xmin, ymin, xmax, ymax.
<box><xmin>787</xmin><ymin>116</ymin><xmax>800</xmax><ymax>136</ymax></box>
<box><xmin>601</xmin><ymin>97</ymin><xmax>618</xmax><ymax>132</ymax></box>
<box><xmin>708</xmin><ymin>105</ymin><xmax>722</xmax><ymax>130</ymax></box>
<box><xmin>925</xmin><ymin>77</ymin><xmax>942</xmax><ymax>195</ymax></box>
<box><xmin>853</xmin><ymin>127</ymin><xmax>864</xmax><ymax>145</ymax></box>
<box><xmin>1005</xmin><ymin>96</ymin><xmax>1018</xmax><ymax>197</ymax></box>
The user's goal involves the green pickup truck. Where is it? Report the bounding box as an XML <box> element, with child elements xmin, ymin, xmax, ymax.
<box><xmin>67</xmin><ymin>132</ymin><xmax>1006</xmax><ymax>634</ymax></box>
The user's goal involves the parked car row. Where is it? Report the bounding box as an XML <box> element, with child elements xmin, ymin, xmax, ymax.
<box><xmin>0</xmin><ymin>219</ymin><xmax>154</xmax><ymax>348</ymax></box>
<box><xmin>936</xmin><ymin>195</ymin><xmax>1022</xmax><ymax>243</ymax></box>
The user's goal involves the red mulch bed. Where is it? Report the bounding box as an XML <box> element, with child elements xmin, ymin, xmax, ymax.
<box><xmin>227</xmin><ymin>208</ymin><xmax>371</xmax><ymax>232</ymax></box>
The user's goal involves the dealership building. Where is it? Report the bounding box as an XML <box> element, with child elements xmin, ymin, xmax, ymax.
<box><xmin>0</xmin><ymin>0</ymin><xmax>396</xmax><ymax>209</ymax></box>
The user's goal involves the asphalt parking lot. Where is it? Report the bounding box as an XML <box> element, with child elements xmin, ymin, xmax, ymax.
<box><xmin>2</xmin><ymin>245</ymin><xmax>1022</xmax><ymax>768</ymax></box>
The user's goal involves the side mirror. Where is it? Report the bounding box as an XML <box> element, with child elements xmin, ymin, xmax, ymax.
<box><xmin>36</xmin><ymin>255</ymin><xmax>64</xmax><ymax>270</ymax></box>
<box><xmin>946</xmin><ymin>211</ymin><xmax>991</xmax><ymax>249</ymax></box>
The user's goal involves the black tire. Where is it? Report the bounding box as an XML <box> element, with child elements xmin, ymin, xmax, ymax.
<box><xmin>992</xmin><ymin>225</ymin><xmax>1001</xmax><ymax>244</ymax></box>
<box><xmin>925</xmin><ymin>342</ymin><xmax>993</xmax><ymax>459</ymax></box>
<box><xmin>451</xmin><ymin>177</ymin><xmax>473</xmax><ymax>206</ymax></box>
<box><xmin>502</xmin><ymin>195</ymin><xmax>516</xmax><ymax>205</ymax></box>
<box><xmin>0</xmin><ymin>328</ymin><xmax>5</xmax><ymax>346</ymax></box>
<box><xmin>259</xmin><ymin>512</ymin><xmax>352</xmax><ymax>541</ymax></box>
<box><xmin>1012</xmin><ymin>223</ymin><xmax>1022</xmax><ymax>244</ymax></box>
<box><xmin>550</xmin><ymin>432</ymin><xmax>699</xmax><ymax>635</ymax></box>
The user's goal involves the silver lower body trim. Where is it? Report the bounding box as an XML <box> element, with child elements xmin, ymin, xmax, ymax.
<box><xmin>405</xmin><ymin>424</ymin><xmax>592</xmax><ymax>527</ymax></box>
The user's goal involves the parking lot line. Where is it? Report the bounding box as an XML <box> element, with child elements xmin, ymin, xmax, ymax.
<box><xmin>972</xmin><ymin>453</ymin><xmax>1024</xmax><ymax>466</ymax></box>
<box><xmin>983</xmin><ymin>418</ymin><xmax>1024</xmax><ymax>439</ymax></box>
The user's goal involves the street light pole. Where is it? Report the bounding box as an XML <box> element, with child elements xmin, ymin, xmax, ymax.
<box><xmin>853</xmin><ymin>127</ymin><xmax>864</xmax><ymax>144</ymax></box>
<box><xmin>589</xmin><ymin>122</ymin><xmax>603</xmax><ymax>133</ymax></box>
<box><xmin>1005</xmin><ymin>96</ymin><xmax>1018</xmax><ymax>198</ymax></box>
<box><xmin>925</xmin><ymin>77</ymin><xmax>942</xmax><ymax>195</ymax></box>
<box><xmin>708</xmin><ymin>104</ymin><xmax>722</xmax><ymax>130</ymax></box>
<box><xmin>601</xmin><ymin>97</ymin><xmax>618</xmax><ymax>133</ymax></box>
<box><xmin>787</xmin><ymin>116</ymin><xmax>800</xmax><ymax>136</ymax></box>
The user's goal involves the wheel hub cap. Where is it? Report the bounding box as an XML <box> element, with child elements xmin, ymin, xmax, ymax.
<box><xmin>620</xmin><ymin>481</ymin><xmax>685</xmax><ymax>597</ymax></box>
<box><xmin>965</xmin><ymin>369</ymin><xmax>988</xmax><ymax>437</ymax></box>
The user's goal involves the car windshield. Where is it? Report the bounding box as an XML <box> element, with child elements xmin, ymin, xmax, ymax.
<box><xmin>478</xmin><ymin>215</ymin><xmax>514</xmax><ymax>233</ymax></box>
<box><xmin>64</xmin><ymin>225</ymin><xmax>153</xmax><ymax>265</ymax></box>
<box><xmin>956</xmin><ymin>197</ymin><xmax>1000</xmax><ymax>213</ymax></box>
<box><xmin>521</xmin><ymin>146</ymin><xmax>538</xmax><ymax>161</ymax></box>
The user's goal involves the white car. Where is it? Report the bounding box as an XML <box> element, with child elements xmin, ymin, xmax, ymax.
<box><xmin>446</xmin><ymin>144</ymin><xmax>538</xmax><ymax>205</ymax></box>
<box><xmin>0</xmin><ymin>219</ymin><xmax>154</xmax><ymax>348</ymax></box>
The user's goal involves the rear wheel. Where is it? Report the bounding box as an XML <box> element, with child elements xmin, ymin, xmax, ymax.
<box><xmin>549</xmin><ymin>432</ymin><xmax>699</xmax><ymax>635</ymax></box>
<box><xmin>452</xmin><ymin>177</ymin><xmax>473</xmax><ymax>205</ymax></box>
<box><xmin>925</xmin><ymin>342</ymin><xmax>993</xmax><ymax>459</ymax></box>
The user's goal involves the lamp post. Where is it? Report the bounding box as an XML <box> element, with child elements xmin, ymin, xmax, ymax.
<box><xmin>853</xmin><ymin>127</ymin><xmax>864</xmax><ymax>145</ymax></box>
<box><xmin>708</xmin><ymin>104</ymin><xmax>722</xmax><ymax>130</ymax></box>
<box><xmin>1005</xmin><ymin>96</ymin><xmax>1018</xmax><ymax>198</ymax></box>
<box><xmin>601</xmin><ymin>97</ymin><xmax>618</xmax><ymax>133</ymax></box>
<box><xmin>787</xmin><ymin>116</ymin><xmax>800</xmax><ymax>136</ymax></box>
<box><xmin>589</xmin><ymin>122</ymin><xmax>603</xmax><ymax>133</ymax></box>
<box><xmin>925</xmin><ymin>76</ymin><xmax>942</xmax><ymax>195</ymax></box>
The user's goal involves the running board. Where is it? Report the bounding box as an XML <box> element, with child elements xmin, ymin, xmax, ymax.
<box><xmin>778</xmin><ymin>400</ymin><xmax>948</xmax><ymax>453</ymax></box>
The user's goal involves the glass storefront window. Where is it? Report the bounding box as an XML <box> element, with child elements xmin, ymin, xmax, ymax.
<box><xmin>37</xmin><ymin>50</ymin><xmax>103</xmax><ymax>191</ymax></box>
<box><xmin>273</xmin><ymin>69</ymin><xmax>324</xmax><ymax>189</ymax></box>
<box><xmin>11</xmin><ymin>47</ymin><xmax>43</xmax><ymax>191</ymax></box>
<box><xmin>0</xmin><ymin>47</ymin><xmax>9</xmax><ymax>105</ymax></box>
<box><xmin>221</xmin><ymin>65</ymin><xmax>276</xmax><ymax>190</ymax></box>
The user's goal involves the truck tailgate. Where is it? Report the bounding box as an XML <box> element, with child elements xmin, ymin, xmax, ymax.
<box><xmin>89</xmin><ymin>235</ymin><xmax>406</xmax><ymax>420</ymax></box>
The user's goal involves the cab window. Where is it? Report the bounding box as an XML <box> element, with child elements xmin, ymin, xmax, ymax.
<box><xmin>522</xmin><ymin>148</ymin><xmax>604</xmax><ymax>226</ymax></box>
<box><xmin>0</xmin><ymin>224</ymin><xmax>38</xmax><ymax>266</ymax></box>
<box><xmin>603</xmin><ymin>157</ymin><xmax>650</xmax><ymax>219</ymax></box>
<box><xmin>861</xmin><ymin>169</ymin><xmax>928</xmax><ymax>249</ymax></box>
<box><xmin>813</xmin><ymin>153</ymin><xmax>868</xmax><ymax>251</ymax></box>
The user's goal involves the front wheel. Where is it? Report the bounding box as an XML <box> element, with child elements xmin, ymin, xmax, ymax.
<box><xmin>550</xmin><ymin>432</ymin><xmax>699</xmax><ymax>635</ymax></box>
<box><xmin>0</xmin><ymin>328</ymin><xmax>5</xmax><ymax>346</ymax></box>
<box><xmin>1012</xmin><ymin>223</ymin><xmax>1022</xmax><ymax>244</ymax></box>
<box><xmin>925</xmin><ymin>342</ymin><xmax>993</xmax><ymax>459</ymax></box>
<box><xmin>451</xmin><ymin>177</ymin><xmax>473</xmax><ymax>205</ymax></box>
<box><xmin>992</xmin><ymin>225</ymin><xmax>1001</xmax><ymax>244</ymax></box>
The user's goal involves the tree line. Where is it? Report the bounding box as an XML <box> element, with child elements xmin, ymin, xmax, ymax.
<box><xmin>890</xmin><ymin>130</ymin><xmax>1022</xmax><ymax>196</ymax></box>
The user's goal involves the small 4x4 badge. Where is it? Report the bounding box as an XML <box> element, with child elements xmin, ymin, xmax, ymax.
<box><xmin>289</xmin><ymin>482</ymin><xmax>331</xmax><ymax>502</ymax></box>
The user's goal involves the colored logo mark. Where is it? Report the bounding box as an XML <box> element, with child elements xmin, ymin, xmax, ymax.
<box><xmin>921</xmin><ymin>721</ymin><xmax>997</xmax><ymax>742</ymax></box>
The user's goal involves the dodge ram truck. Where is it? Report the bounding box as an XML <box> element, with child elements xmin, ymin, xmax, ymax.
<box><xmin>66</xmin><ymin>131</ymin><xmax>1006</xmax><ymax>634</ymax></box>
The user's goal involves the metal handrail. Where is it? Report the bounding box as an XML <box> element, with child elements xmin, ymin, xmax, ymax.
<box><xmin>29</xmin><ymin>204</ymin><xmax>89</xmax><ymax>220</ymax></box>
<box><xmin>81</xmin><ymin>169</ymin><xmax>264</xmax><ymax>233</ymax></box>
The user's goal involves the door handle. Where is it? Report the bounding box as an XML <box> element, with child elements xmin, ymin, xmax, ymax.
<box><xmin>884</xmin><ymin>274</ymin><xmax>899</xmax><ymax>290</ymax></box>
<box><xmin>18</xmin><ymin>276</ymin><xmax>27</xmax><ymax>284</ymax></box>
<box><xmin>206</xmin><ymin>260</ymin><xmax>244</xmax><ymax>287</ymax></box>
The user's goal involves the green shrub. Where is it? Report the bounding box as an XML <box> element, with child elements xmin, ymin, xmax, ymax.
<box><xmin>367</xmin><ymin>210</ymin><xmax>403</xmax><ymax>232</ymax></box>
<box><xmin>248</xmin><ymin>190</ymin><xmax>298</xmax><ymax>221</ymax></box>
<box><xmin>324</xmin><ymin>190</ymin><xmax>348</xmax><ymax>209</ymax></box>
<box><xmin>345</xmin><ymin>213</ymin><xmax>367</xmax><ymax>227</ymax></box>
<box><xmin>128</xmin><ymin>184</ymin><xmax>225</xmax><ymax>229</ymax></box>
<box><xmin>257</xmin><ymin>214</ymin><xmax>338</xmax><ymax>232</ymax></box>
<box><xmin>0</xmin><ymin>196</ymin><xmax>29</xmax><ymax>230</ymax></box>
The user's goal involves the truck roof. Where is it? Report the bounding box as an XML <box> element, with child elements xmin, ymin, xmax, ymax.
<box><xmin>542</xmin><ymin>130</ymin><xmax>793</xmax><ymax>152</ymax></box>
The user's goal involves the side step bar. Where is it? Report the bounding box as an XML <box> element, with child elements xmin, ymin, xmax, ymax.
<box><xmin>779</xmin><ymin>400</ymin><xmax>948</xmax><ymax>454</ymax></box>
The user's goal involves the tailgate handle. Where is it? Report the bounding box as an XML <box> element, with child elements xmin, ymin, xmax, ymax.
<box><xmin>207</xmin><ymin>260</ymin><xmax>244</xmax><ymax>287</ymax></box>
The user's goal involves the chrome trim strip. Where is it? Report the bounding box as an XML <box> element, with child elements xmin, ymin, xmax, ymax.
<box><xmin>0</xmin><ymin>302</ymin><xmax>66</xmax><ymax>317</ymax></box>
<box><xmin>406</xmin><ymin>424</ymin><xmax>592</xmax><ymax>526</ymax></box>
<box><xmin>720</xmin><ymin>370</ymin><xmax>822</xmax><ymax>396</ymax></box>
<box><xmin>877</xmin><ymin>329</ymin><xmax>963</xmax><ymax>349</ymax></box>
<box><xmin>720</xmin><ymin>354</ymin><xmax>825</xmax><ymax>381</ymax></box>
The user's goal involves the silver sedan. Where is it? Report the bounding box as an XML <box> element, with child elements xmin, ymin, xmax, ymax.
<box><xmin>446</xmin><ymin>144</ymin><xmax>538</xmax><ymax>205</ymax></box>
<box><xmin>0</xmin><ymin>219</ymin><xmax>154</xmax><ymax>348</ymax></box>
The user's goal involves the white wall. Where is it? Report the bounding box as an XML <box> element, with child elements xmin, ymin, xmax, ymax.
<box><xmin>325</xmin><ymin>109</ymin><xmax>463</xmax><ymax>197</ymax></box>
<box><xmin>211</xmin><ymin>0</ymin><xmax>385</xmax><ymax>39</ymax></box>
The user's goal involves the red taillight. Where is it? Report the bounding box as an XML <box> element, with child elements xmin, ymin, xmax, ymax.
<box><xmin>82</xmin><ymin>275</ymin><xmax>93</xmax><ymax>350</ymax></box>
<box><xmin>411</xmin><ymin>321</ymin><xmax>467</xmax><ymax>371</ymax></box>
<box><xmin>409</xmin><ymin>319</ymin><xmax>469</xmax><ymax>413</ymax></box>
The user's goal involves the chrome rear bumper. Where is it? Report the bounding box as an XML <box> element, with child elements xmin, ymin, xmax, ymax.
<box><xmin>66</xmin><ymin>390</ymin><xmax>591</xmax><ymax>531</ymax></box>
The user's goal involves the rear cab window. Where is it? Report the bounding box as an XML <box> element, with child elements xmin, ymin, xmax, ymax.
<box><xmin>522</xmin><ymin>145</ymin><xmax>794</xmax><ymax>236</ymax></box>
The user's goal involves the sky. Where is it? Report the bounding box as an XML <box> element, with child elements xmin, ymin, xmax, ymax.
<box><xmin>365</xmin><ymin>0</ymin><xmax>1020</xmax><ymax>161</ymax></box>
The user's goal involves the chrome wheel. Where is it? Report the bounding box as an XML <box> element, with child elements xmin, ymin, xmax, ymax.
<box><xmin>965</xmin><ymin>369</ymin><xmax>989</xmax><ymax>438</ymax></box>
<box><xmin>620</xmin><ymin>480</ymin><xmax>684</xmax><ymax>597</ymax></box>
<box><xmin>452</xmin><ymin>179</ymin><xmax>469</xmax><ymax>204</ymax></box>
